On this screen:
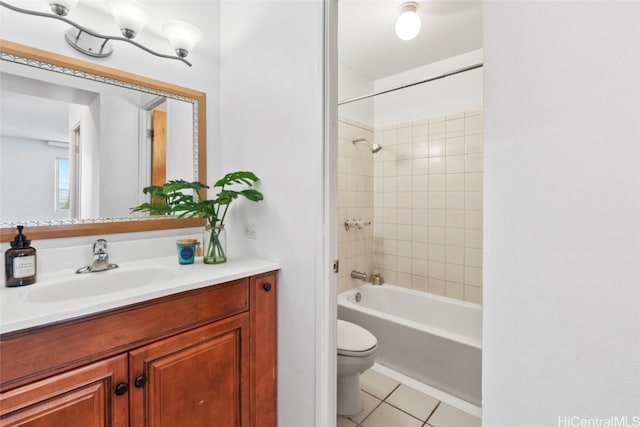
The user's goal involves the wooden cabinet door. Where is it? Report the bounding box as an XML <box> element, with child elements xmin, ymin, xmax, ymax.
<box><xmin>129</xmin><ymin>314</ymin><xmax>250</xmax><ymax>427</ymax></box>
<box><xmin>250</xmin><ymin>274</ymin><xmax>277</xmax><ymax>427</ymax></box>
<box><xmin>0</xmin><ymin>355</ymin><xmax>128</xmax><ymax>427</ymax></box>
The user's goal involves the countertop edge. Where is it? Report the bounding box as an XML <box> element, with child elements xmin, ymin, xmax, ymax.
<box><xmin>1</xmin><ymin>255</ymin><xmax>279</xmax><ymax>335</ymax></box>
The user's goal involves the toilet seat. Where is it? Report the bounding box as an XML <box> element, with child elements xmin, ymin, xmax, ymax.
<box><xmin>337</xmin><ymin>320</ymin><xmax>377</xmax><ymax>357</ymax></box>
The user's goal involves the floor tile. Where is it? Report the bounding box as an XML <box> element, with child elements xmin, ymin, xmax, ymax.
<box><xmin>427</xmin><ymin>403</ymin><xmax>481</xmax><ymax>427</ymax></box>
<box><xmin>337</xmin><ymin>416</ymin><xmax>359</xmax><ymax>427</ymax></box>
<box><xmin>345</xmin><ymin>391</ymin><xmax>382</xmax><ymax>424</ymax></box>
<box><xmin>361</xmin><ymin>402</ymin><xmax>424</xmax><ymax>427</ymax></box>
<box><xmin>360</xmin><ymin>368</ymin><xmax>400</xmax><ymax>400</ymax></box>
<box><xmin>386</xmin><ymin>384</ymin><xmax>439</xmax><ymax>421</ymax></box>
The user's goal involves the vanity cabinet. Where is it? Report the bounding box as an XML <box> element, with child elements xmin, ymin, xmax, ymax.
<box><xmin>0</xmin><ymin>271</ymin><xmax>277</xmax><ymax>427</ymax></box>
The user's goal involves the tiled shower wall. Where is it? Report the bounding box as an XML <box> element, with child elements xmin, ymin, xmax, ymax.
<box><xmin>337</xmin><ymin>119</ymin><xmax>375</xmax><ymax>294</ymax></box>
<box><xmin>337</xmin><ymin>111</ymin><xmax>483</xmax><ymax>304</ymax></box>
<box><xmin>373</xmin><ymin>111</ymin><xmax>483</xmax><ymax>304</ymax></box>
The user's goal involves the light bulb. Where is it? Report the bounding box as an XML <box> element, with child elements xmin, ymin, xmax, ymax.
<box><xmin>395</xmin><ymin>1</ymin><xmax>421</xmax><ymax>41</ymax></box>
<box><xmin>47</xmin><ymin>0</ymin><xmax>78</xmax><ymax>16</ymax></box>
<box><xmin>106</xmin><ymin>0</ymin><xmax>151</xmax><ymax>39</ymax></box>
<box><xmin>163</xmin><ymin>21</ymin><xmax>203</xmax><ymax>58</ymax></box>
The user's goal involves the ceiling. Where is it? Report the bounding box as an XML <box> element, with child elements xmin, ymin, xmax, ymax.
<box><xmin>338</xmin><ymin>0</ymin><xmax>483</xmax><ymax>81</ymax></box>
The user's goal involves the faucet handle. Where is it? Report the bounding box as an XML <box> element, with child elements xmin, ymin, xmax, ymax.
<box><xmin>93</xmin><ymin>239</ymin><xmax>108</xmax><ymax>258</ymax></box>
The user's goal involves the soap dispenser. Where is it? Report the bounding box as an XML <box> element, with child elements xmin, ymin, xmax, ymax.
<box><xmin>4</xmin><ymin>225</ymin><xmax>37</xmax><ymax>287</ymax></box>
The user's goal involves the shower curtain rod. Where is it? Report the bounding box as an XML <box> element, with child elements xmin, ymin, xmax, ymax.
<box><xmin>338</xmin><ymin>62</ymin><xmax>483</xmax><ymax>106</ymax></box>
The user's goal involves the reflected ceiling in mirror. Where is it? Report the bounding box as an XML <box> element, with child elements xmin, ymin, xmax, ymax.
<box><xmin>0</xmin><ymin>40</ymin><xmax>206</xmax><ymax>241</ymax></box>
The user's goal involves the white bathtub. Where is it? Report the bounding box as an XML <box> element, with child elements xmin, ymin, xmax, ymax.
<box><xmin>337</xmin><ymin>284</ymin><xmax>482</xmax><ymax>406</ymax></box>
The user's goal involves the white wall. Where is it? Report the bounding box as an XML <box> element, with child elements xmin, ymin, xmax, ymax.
<box><xmin>219</xmin><ymin>2</ymin><xmax>327</xmax><ymax>426</ymax></box>
<box><xmin>374</xmin><ymin>50</ymin><xmax>483</xmax><ymax>127</ymax></box>
<box><xmin>338</xmin><ymin>63</ymin><xmax>374</xmax><ymax>126</ymax></box>
<box><xmin>483</xmin><ymin>2</ymin><xmax>640</xmax><ymax>425</ymax></box>
<box><xmin>99</xmin><ymin>89</ymin><xmax>141</xmax><ymax>218</ymax></box>
<box><xmin>0</xmin><ymin>136</ymin><xmax>68</xmax><ymax>221</ymax></box>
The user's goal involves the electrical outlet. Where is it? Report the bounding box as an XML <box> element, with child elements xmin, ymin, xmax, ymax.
<box><xmin>245</xmin><ymin>224</ymin><xmax>257</xmax><ymax>239</ymax></box>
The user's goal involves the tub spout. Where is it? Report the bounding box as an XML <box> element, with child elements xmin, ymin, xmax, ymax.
<box><xmin>350</xmin><ymin>270</ymin><xmax>368</xmax><ymax>282</ymax></box>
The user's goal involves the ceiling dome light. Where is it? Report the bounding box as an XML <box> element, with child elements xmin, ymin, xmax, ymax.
<box><xmin>395</xmin><ymin>1</ymin><xmax>421</xmax><ymax>41</ymax></box>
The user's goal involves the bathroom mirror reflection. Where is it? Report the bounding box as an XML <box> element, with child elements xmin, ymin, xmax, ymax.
<box><xmin>0</xmin><ymin>40</ymin><xmax>207</xmax><ymax>240</ymax></box>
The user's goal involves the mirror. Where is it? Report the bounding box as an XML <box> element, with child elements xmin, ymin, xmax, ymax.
<box><xmin>0</xmin><ymin>40</ymin><xmax>206</xmax><ymax>241</ymax></box>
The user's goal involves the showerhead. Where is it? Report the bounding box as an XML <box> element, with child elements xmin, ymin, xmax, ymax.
<box><xmin>352</xmin><ymin>137</ymin><xmax>382</xmax><ymax>154</ymax></box>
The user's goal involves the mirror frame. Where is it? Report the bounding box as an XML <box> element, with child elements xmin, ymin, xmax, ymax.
<box><xmin>0</xmin><ymin>39</ymin><xmax>206</xmax><ymax>242</ymax></box>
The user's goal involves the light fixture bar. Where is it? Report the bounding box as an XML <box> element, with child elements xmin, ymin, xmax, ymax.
<box><xmin>0</xmin><ymin>1</ymin><xmax>193</xmax><ymax>66</ymax></box>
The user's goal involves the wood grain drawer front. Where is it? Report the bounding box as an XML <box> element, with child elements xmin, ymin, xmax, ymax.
<box><xmin>0</xmin><ymin>355</ymin><xmax>128</xmax><ymax>427</ymax></box>
<box><xmin>1</xmin><ymin>279</ymin><xmax>249</xmax><ymax>391</ymax></box>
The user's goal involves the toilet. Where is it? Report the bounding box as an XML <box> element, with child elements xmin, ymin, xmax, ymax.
<box><xmin>337</xmin><ymin>319</ymin><xmax>378</xmax><ymax>416</ymax></box>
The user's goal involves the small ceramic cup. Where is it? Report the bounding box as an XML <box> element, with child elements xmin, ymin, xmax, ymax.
<box><xmin>176</xmin><ymin>239</ymin><xmax>198</xmax><ymax>265</ymax></box>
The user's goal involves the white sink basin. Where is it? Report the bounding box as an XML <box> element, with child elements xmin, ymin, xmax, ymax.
<box><xmin>24</xmin><ymin>266</ymin><xmax>180</xmax><ymax>303</ymax></box>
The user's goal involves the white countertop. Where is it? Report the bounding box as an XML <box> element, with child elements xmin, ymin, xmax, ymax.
<box><xmin>1</xmin><ymin>255</ymin><xmax>279</xmax><ymax>334</ymax></box>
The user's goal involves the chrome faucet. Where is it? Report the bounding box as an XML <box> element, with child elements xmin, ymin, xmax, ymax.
<box><xmin>350</xmin><ymin>270</ymin><xmax>369</xmax><ymax>282</ymax></box>
<box><xmin>76</xmin><ymin>239</ymin><xmax>119</xmax><ymax>274</ymax></box>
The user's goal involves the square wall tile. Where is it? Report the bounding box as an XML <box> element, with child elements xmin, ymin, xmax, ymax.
<box><xmin>397</xmin><ymin>125</ymin><xmax>412</xmax><ymax>143</ymax></box>
<box><xmin>413</xmin><ymin>141</ymin><xmax>429</xmax><ymax>158</ymax></box>
<box><xmin>429</xmin><ymin>157</ymin><xmax>446</xmax><ymax>174</ymax></box>
<box><xmin>465</xmin><ymin>153</ymin><xmax>484</xmax><ymax>173</ymax></box>
<box><xmin>446</xmin><ymin>118</ymin><xmax>465</xmax><ymax>137</ymax></box>
<box><xmin>428</xmin><ymin>278</ymin><xmax>446</xmax><ymax>295</ymax></box>
<box><xmin>446</xmin><ymin>136</ymin><xmax>465</xmax><ymax>156</ymax></box>
<box><xmin>445</xmin><ymin>246</ymin><xmax>464</xmax><ymax>265</ymax></box>
<box><xmin>446</xmin><ymin>174</ymin><xmax>465</xmax><ymax>192</ymax></box>
<box><xmin>464</xmin><ymin>285</ymin><xmax>482</xmax><ymax>304</ymax></box>
<box><xmin>445</xmin><ymin>261</ymin><xmax>464</xmax><ymax>283</ymax></box>
<box><xmin>429</xmin><ymin>175</ymin><xmax>446</xmax><ymax>192</ymax></box>
<box><xmin>429</xmin><ymin>139</ymin><xmax>445</xmax><ymax>158</ymax></box>
<box><xmin>446</xmin><ymin>155</ymin><xmax>465</xmax><ymax>174</ymax></box>
<box><xmin>465</xmin><ymin>133</ymin><xmax>483</xmax><ymax>154</ymax></box>
<box><xmin>428</xmin><ymin>227</ymin><xmax>445</xmax><ymax>245</ymax></box>
<box><xmin>413</xmin><ymin>123</ymin><xmax>429</xmax><ymax>141</ymax></box>
<box><xmin>464</xmin><ymin>114</ymin><xmax>483</xmax><ymax>132</ymax></box>
<box><xmin>445</xmin><ymin>281</ymin><xmax>465</xmax><ymax>299</ymax></box>
<box><xmin>413</xmin><ymin>157</ymin><xmax>429</xmax><ymax>175</ymax></box>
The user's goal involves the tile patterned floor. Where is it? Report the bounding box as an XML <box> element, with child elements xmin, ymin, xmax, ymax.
<box><xmin>338</xmin><ymin>369</ymin><xmax>481</xmax><ymax>427</ymax></box>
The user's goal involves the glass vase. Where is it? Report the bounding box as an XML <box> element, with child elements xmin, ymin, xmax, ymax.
<box><xmin>203</xmin><ymin>225</ymin><xmax>226</xmax><ymax>264</ymax></box>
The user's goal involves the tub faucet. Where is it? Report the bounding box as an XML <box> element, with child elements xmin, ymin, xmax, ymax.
<box><xmin>350</xmin><ymin>270</ymin><xmax>369</xmax><ymax>282</ymax></box>
<box><xmin>76</xmin><ymin>239</ymin><xmax>119</xmax><ymax>274</ymax></box>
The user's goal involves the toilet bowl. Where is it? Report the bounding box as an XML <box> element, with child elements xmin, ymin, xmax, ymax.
<box><xmin>337</xmin><ymin>319</ymin><xmax>378</xmax><ymax>416</ymax></box>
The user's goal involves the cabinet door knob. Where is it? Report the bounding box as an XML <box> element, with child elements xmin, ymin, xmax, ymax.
<box><xmin>134</xmin><ymin>375</ymin><xmax>147</xmax><ymax>388</ymax></box>
<box><xmin>115</xmin><ymin>383</ymin><xmax>129</xmax><ymax>395</ymax></box>
<box><xmin>263</xmin><ymin>283</ymin><xmax>272</xmax><ymax>292</ymax></box>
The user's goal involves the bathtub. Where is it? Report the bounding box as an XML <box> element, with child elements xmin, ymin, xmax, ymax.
<box><xmin>337</xmin><ymin>284</ymin><xmax>482</xmax><ymax>406</ymax></box>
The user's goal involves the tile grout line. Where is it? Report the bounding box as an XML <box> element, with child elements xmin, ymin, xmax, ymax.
<box><xmin>356</xmin><ymin>383</ymin><xmax>401</xmax><ymax>426</ymax></box>
<box><xmin>424</xmin><ymin>401</ymin><xmax>442</xmax><ymax>426</ymax></box>
<box><xmin>384</xmin><ymin>384</ymin><xmax>443</xmax><ymax>426</ymax></box>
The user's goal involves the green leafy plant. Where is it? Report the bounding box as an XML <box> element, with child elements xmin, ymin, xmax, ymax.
<box><xmin>132</xmin><ymin>171</ymin><xmax>263</xmax><ymax>263</ymax></box>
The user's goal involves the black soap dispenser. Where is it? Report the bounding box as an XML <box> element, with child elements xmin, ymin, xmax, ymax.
<box><xmin>4</xmin><ymin>225</ymin><xmax>37</xmax><ymax>287</ymax></box>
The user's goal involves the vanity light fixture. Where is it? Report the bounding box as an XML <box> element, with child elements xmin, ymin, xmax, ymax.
<box><xmin>0</xmin><ymin>0</ymin><xmax>203</xmax><ymax>66</ymax></box>
<box><xmin>395</xmin><ymin>1</ymin><xmax>421</xmax><ymax>41</ymax></box>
